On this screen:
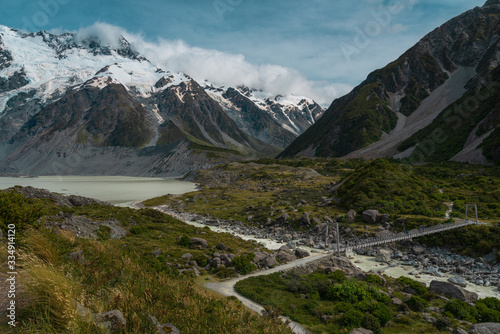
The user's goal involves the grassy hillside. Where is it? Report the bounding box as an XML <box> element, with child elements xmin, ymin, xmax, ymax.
<box><xmin>0</xmin><ymin>189</ymin><xmax>291</xmax><ymax>333</ymax></box>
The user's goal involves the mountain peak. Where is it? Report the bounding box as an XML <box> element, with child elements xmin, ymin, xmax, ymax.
<box><xmin>484</xmin><ymin>0</ymin><xmax>500</xmax><ymax>6</ymax></box>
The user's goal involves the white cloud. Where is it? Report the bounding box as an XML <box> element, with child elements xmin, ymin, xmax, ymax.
<box><xmin>388</xmin><ymin>23</ymin><xmax>409</xmax><ymax>34</ymax></box>
<box><xmin>72</xmin><ymin>23</ymin><xmax>352</xmax><ymax>105</ymax></box>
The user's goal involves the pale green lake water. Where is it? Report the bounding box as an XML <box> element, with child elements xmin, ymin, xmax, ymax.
<box><xmin>0</xmin><ymin>176</ymin><xmax>197</xmax><ymax>206</ymax></box>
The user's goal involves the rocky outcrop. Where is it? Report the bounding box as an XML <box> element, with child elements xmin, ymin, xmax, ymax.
<box><xmin>469</xmin><ymin>323</ymin><xmax>500</xmax><ymax>334</ymax></box>
<box><xmin>5</xmin><ymin>186</ymin><xmax>110</xmax><ymax>207</ymax></box>
<box><xmin>190</xmin><ymin>238</ymin><xmax>208</xmax><ymax>249</ymax></box>
<box><xmin>429</xmin><ymin>280</ymin><xmax>478</xmax><ymax>303</ymax></box>
<box><xmin>362</xmin><ymin>210</ymin><xmax>381</xmax><ymax>224</ymax></box>
<box><xmin>94</xmin><ymin>310</ymin><xmax>126</xmax><ymax>332</ymax></box>
<box><xmin>43</xmin><ymin>212</ymin><xmax>126</xmax><ymax>240</ymax></box>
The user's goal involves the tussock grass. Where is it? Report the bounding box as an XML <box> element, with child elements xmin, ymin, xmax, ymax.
<box><xmin>21</xmin><ymin>256</ymin><xmax>79</xmax><ymax>331</ymax></box>
<box><xmin>23</xmin><ymin>229</ymin><xmax>60</xmax><ymax>266</ymax></box>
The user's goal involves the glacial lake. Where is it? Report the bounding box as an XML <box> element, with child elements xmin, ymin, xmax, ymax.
<box><xmin>0</xmin><ymin>176</ymin><xmax>198</xmax><ymax>207</ymax></box>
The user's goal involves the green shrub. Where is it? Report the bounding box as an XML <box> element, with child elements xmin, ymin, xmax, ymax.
<box><xmin>434</xmin><ymin>317</ymin><xmax>452</xmax><ymax>331</ymax></box>
<box><xmin>366</xmin><ymin>274</ymin><xmax>384</xmax><ymax>286</ymax></box>
<box><xmin>330</xmin><ymin>270</ymin><xmax>347</xmax><ymax>283</ymax></box>
<box><xmin>194</xmin><ymin>255</ymin><xmax>208</xmax><ymax>267</ymax></box>
<box><xmin>397</xmin><ymin>276</ymin><xmax>427</xmax><ymax>295</ymax></box>
<box><xmin>178</xmin><ymin>235</ymin><xmax>190</xmax><ymax>247</ymax></box>
<box><xmin>232</xmin><ymin>254</ymin><xmax>257</xmax><ymax>275</ymax></box>
<box><xmin>329</xmin><ymin>279</ymin><xmax>368</xmax><ymax>304</ymax></box>
<box><xmin>216</xmin><ymin>267</ymin><xmax>237</xmax><ymax>279</ymax></box>
<box><xmin>405</xmin><ymin>296</ymin><xmax>428</xmax><ymax>312</ymax></box>
<box><xmin>335</xmin><ymin>302</ymin><xmax>354</xmax><ymax>313</ymax></box>
<box><xmin>369</xmin><ymin>287</ymin><xmax>391</xmax><ymax>304</ymax></box>
<box><xmin>373</xmin><ymin>304</ymin><xmax>392</xmax><ymax>326</ymax></box>
<box><xmin>476</xmin><ymin>303</ymin><xmax>500</xmax><ymax>322</ymax></box>
<box><xmin>362</xmin><ymin>314</ymin><xmax>381</xmax><ymax>334</ymax></box>
<box><xmin>477</xmin><ymin>297</ymin><xmax>500</xmax><ymax>311</ymax></box>
<box><xmin>339</xmin><ymin>310</ymin><xmax>364</xmax><ymax>328</ymax></box>
<box><xmin>444</xmin><ymin>299</ymin><xmax>478</xmax><ymax>322</ymax></box>
<box><xmin>130</xmin><ymin>226</ymin><xmax>143</xmax><ymax>234</ymax></box>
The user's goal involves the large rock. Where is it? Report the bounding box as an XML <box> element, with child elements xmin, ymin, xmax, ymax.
<box><xmin>94</xmin><ymin>310</ymin><xmax>126</xmax><ymax>332</ymax></box>
<box><xmin>262</xmin><ymin>255</ymin><xmax>279</xmax><ymax>268</ymax></box>
<box><xmin>429</xmin><ymin>281</ymin><xmax>478</xmax><ymax>303</ymax></box>
<box><xmin>349</xmin><ymin>329</ymin><xmax>374</xmax><ymax>334</ymax></box>
<box><xmin>412</xmin><ymin>246</ymin><xmax>425</xmax><ymax>255</ymax></box>
<box><xmin>274</xmin><ymin>213</ymin><xmax>290</xmax><ymax>224</ymax></box>
<box><xmin>277</xmin><ymin>251</ymin><xmax>297</xmax><ymax>263</ymax></box>
<box><xmin>190</xmin><ymin>238</ymin><xmax>208</xmax><ymax>249</ymax></box>
<box><xmin>362</xmin><ymin>210</ymin><xmax>381</xmax><ymax>224</ymax></box>
<box><xmin>346</xmin><ymin>209</ymin><xmax>357</xmax><ymax>223</ymax></box>
<box><xmin>148</xmin><ymin>315</ymin><xmax>181</xmax><ymax>334</ymax></box>
<box><xmin>295</xmin><ymin>248</ymin><xmax>310</xmax><ymax>259</ymax></box>
<box><xmin>299</xmin><ymin>213</ymin><xmax>311</xmax><ymax>225</ymax></box>
<box><xmin>253</xmin><ymin>252</ymin><xmax>268</xmax><ymax>263</ymax></box>
<box><xmin>448</xmin><ymin>276</ymin><xmax>467</xmax><ymax>288</ymax></box>
<box><xmin>375</xmin><ymin>249</ymin><xmax>392</xmax><ymax>263</ymax></box>
<box><xmin>468</xmin><ymin>323</ymin><xmax>500</xmax><ymax>334</ymax></box>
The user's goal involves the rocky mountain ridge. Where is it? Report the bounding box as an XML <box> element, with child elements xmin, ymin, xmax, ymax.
<box><xmin>280</xmin><ymin>0</ymin><xmax>500</xmax><ymax>165</ymax></box>
<box><xmin>0</xmin><ymin>26</ymin><xmax>323</xmax><ymax>176</ymax></box>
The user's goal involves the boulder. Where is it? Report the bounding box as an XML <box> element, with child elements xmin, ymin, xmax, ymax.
<box><xmin>392</xmin><ymin>298</ymin><xmax>404</xmax><ymax>307</ymax></box>
<box><xmin>148</xmin><ymin>315</ymin><xmax>181</xmax><ymax>334</ymax></box>
<box><xmin>295</xmin><ymin>248</ymin><xmax>310</xmax><ymax>259</ymax></box>
<box><xmin>375</xmin><ymin>249</ymin><xmax>392</xmax><ymax>263</ymax></box>
<box><xmin>349</xmin><ymin>329</ymin><xmax>374</xmax><ymax>334</ymax></box>
<box><xmin>412</xmin><ymin>246</ymin><xmax>425</xmax><ymax>255</ymax></box>
<box><xmin>181</xmin><ymin>253</ymin><xmax>193</xmax><ymax>260</ymax></box>
<box><xmin>253</xmin><ymin>252</ymin><xmax>268</xmax><ymax>263</ymax></box>
<box><xmin>67</xmin><ymin>250</ymin><xmax>85</xmax><ymax>263</ymax></box>
<box><xmin>262</xmin><ymin>256</ymin><xmax>279</xmax><ymax>268</ymax></box>
<box><xmin>453</xmin><ymin>328</ymin><xmax>468</xmax><ymax>334</ymax></box>
<box><xmin>468</xmin><ymin>323</ymin><xmax>500</xmax><ymax>334</ymax></box>
<box><xmin>429</xmin><ymin>281</ymin><xmax>478</xmax><ymax>303</ymax></box>
<box><xmin>94</xmin><ymin>310</ymin><xmax>126</xmax><ymax>332</ymax></box>
<box><xmin>209</xmin><ymin>257</ymin><xmax>222</xmax><ymax>270</ymax></box>
<box><xmin>346</xmin><ymin>209</ymin><xmax>357</xmax><ymax>223</ymax></box>
<box><xmin>380</xmin><ymin>214</ymin><xmax>391</xmax><ymax>224</ymax></box>
<box><xmin>190</xmin><ymin>238</ymin><xmax>208</xmax><ymax>249</ymax></box>
<box><xmin>448</xmin><ymin>276</ymin><xmax>467</xmax><ymax>288</ymax></box>
<box><xmin>216</xmin><ymin>243</ymin><xmax>228</xmax><ymax>251</ymax></box>
<box><xmin>274</xmin><ymin>213</ymin><xmax>290</xmax><ymax>223</ymax></box>
<box><xmin>362</xmin><ymin>210</ymin><xmax>381</xmax><ymax>224</ymax></box>
<box><xmin>277</xmin><ymin>251</ymin><xmax>296</xmax><ymax>263</ymax></box>
<box><xmin>282</xmin><ymin>234</ymin><xmax>293</xmax><ymax>242</ymax></box>
<box><xmin>279</xmin><ymin>245</ymin><xmax>292</xmax><ymax>253</ymax></box>
<box><xmin>151</xmin><ymin>249</ymin><xmax>162</xmax><ymax>257</ymax></box>
<box><xmin>300</xmin><ymin>213</ymin><xmax>311</xmax><ymax>225</ymax></box>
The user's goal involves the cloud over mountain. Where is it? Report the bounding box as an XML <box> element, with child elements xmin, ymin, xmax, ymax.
<box><xmin>72</xmin><ymin>22</ymin><xmax>351</xmax><ymax>105</ymax></box>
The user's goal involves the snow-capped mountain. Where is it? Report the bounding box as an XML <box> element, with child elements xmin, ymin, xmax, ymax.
<box><xmin>0</xmin><ymin>26</ymin><xmax>323</xmax><ymax>176</ymax></box>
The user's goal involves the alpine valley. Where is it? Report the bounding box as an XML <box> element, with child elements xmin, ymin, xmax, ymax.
<box><xmin>0</xmin><ymin>26</ymin><xmax>323</xmax><ymax>176</ymax></box>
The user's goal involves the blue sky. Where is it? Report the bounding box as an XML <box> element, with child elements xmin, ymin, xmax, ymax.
<box><xmin>0</xmin><ymin>0</ymin><xmax>485</xmax><ymax>103</ymax></box>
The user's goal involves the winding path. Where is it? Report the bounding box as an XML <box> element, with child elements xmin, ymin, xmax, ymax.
<box><xmin>205</xmin><ymin>252</ymin><xmax>330</xmax><ymax>334</ymax></box>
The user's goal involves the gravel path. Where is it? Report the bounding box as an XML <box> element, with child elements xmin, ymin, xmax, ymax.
<box><xmin>205</xmin><ymin>252</ymin><xmax>330</xmax><ymax>334</ymax></box>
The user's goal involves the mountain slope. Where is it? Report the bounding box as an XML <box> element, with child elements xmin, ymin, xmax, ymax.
<box><xmin>0</xmin><ymin>26</ymin><xmax>323</xmax><ymax>176</ymax></box>
<box><xmin>280</xmin><ymin>0</ymin><xmax>500</xmax><ymax>165</ymax></box>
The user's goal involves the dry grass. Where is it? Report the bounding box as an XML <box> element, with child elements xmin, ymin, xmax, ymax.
<box><xmin>21</xmin><ymin>256</ymin><xmax>79</xmax><ymax>331</ymax></box>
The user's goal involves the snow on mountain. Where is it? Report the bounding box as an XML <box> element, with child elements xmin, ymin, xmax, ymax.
<box><xmin>0</xmin><ymin>25</ymin><xmax>323</xmax><ymax>145</ymax></box>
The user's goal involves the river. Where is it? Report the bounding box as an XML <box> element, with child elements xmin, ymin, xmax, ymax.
<box><xmin>0</xmin><ymin>176</ymin><xmax>197</xmax><ymax>207</ymax></box>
